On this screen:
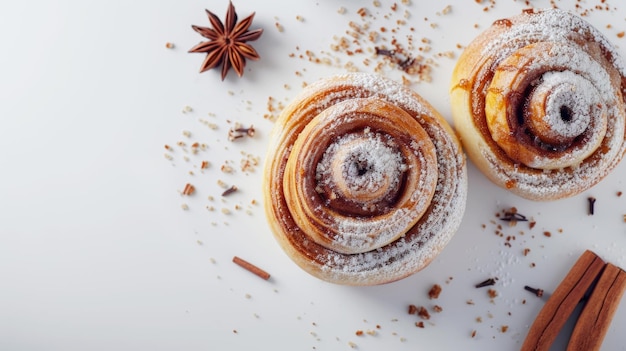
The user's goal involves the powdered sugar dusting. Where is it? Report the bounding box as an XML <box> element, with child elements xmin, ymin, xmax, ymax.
<box><xmin>483</xmin><ymin>9</ymin><xmax>626</xmax><ymax>77</ymax></box>
<box><xmin>500</xmin><ymin>42</ymin><xmax>611</xmax><ymax>169</ymax></box>
<box><xmin>265</xmin><ymin>72</ymin><xmax>468</xmax><ymax>285</ymax></box>
<box><xmin>539</xmin><ymin>71</ymin><xmax>595</xmax><ymax>139</ymax></box>
<box><xmin>317</xmin><ymin>132</ymin><xmax>406</xmax><ymax>200</ymax></box>
<box><xmin>460</xmin><ymin>8</ymin><xmax>626</xmax><ymax>200</ymax></box>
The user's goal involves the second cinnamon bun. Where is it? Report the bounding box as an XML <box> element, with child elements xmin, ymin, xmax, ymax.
<box><xmin>450</xmin><ymin>8</ymin><xmax>626</xmax><ymax>201</ymax></box>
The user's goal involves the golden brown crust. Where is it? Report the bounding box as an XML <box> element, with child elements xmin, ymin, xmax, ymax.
<box><xmin>263</xmin><ymin>73</ymin><xmax>467</xmax><ymax>285</ymax></box>
<box><xmin>450</xmin><ymin>8</ymin><xmax>626</xmax><ymax>201</ymax></box>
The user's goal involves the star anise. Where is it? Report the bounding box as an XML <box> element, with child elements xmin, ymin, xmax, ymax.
<box><xmin>189</xmin><ymin>2</ymin><xmax>263</xmax><ymax>80</ymax></box>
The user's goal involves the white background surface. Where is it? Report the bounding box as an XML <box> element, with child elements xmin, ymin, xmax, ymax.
<box><xmin>1</xmin><ymin>0</ymin><xmax>626</xmax><ymax>350</ymax></box>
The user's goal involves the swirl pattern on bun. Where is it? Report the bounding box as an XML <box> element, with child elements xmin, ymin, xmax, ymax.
<box><xmin>450</xmin><ymin>8</ymin><xmax>626</xmax><ymax>200</ymax></box>
<box><xmin>264</xmin><ymin>73</ymin><xmax>467</xmax><ymax>285</ymax></box>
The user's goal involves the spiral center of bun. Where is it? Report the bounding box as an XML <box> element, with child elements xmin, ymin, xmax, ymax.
<box><xmin>282</xmin><ymin>98</ymin><xmax>438</xmax><ymax>254</ymax></box>
<box><xmin>318</xmin><ymin>131</ymin><xmax>406</xmax><ymax>213</ymax></box>
<box><xmin>526</xmin><ymin>71</ymin><xmax>597</xmax><ymax>145</ymax></box>
<box><xmin>485</xmin><ymin>41</ymin><xmax>609</xmax><ymax>169</ymax></box>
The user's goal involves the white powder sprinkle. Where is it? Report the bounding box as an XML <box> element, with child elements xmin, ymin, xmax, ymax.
<box><xmin>264</xmin><ymin>72</ymin><xmax>468</xmax><ymax>285</ymax></box>
<box><xmin>316</xmin><ymin>132</ymin><xmax>405</xmax><ymax>204</ymax></box>
<box><xmin>464</xmin><ymin>8</ymin><xmax>626</xmax><ymax>200</ymax></box>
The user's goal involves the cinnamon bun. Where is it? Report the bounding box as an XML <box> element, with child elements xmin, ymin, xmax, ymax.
<box><xmin>450</xmin><ymin>8</ymin><xmax>626</xmax><ymax>201</ymax></box>
<box><xmin>263</xmin><ymin>73</ymin><xmax>467</xmax><ymax>285</ymax></box>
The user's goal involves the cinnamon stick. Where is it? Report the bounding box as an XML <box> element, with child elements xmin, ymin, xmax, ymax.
<box><xmin>520</xmin><ymin>250</ymin><xmax>606</xmax><ymax>351</ymax></box>
<box><xmin>566</xmin><ymin>263</ymin><xmax>626</xmax><ymax>351</ymax></box>
<box><xmin>232</xmin><ymin>256</ymin><xmax>271</xmax><ymax>280</ymax></box>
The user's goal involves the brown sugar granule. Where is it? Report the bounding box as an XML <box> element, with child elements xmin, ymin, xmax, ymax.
<box><xmin>618</xmin><ymin>31</ymin><xmax>625</xmax><ymax>38</ymax></box>
<box><xmin>433</xmin><ymin>305</ymin><xmax>443</xmax><ymax>313</ymax></box>
<box><xmin>543</xmin><ymin>231</ymin><xmax>552</xmax><ymax>238</ymax></box>
<box><xmin>220</xmin><ymin>164</ymin><xmax>234</xmax><ymax>173</ymax></box>
<box><xmin>165</xmin><ymin>42</ymin><xmax>174</xmax><ymax>49</ymax></box>
<box><xmin>501</xmin><ymin>325</ymin><xmax>509</xmax><ymax>333</ymax></box>
<box><xmin>617</xmin><ymin>191</ymin><xmax>623</xmax><ymax>197</ymax></box>
<box><xmin>355</xmin><ymin>330</ymin><xmax>364</xmax><ymax>336</ymax></box>
<box><xmin>523</xmin><ymin>248</ymin><xmax>531</xmax><ymax>256</ymax></box>
<box><xmin>487</xmin><ymin>289</ymin><xmax>498</xmax><ymax>298</ymax></box>
<box><xmin>428</xmin><ymin>284</ymin><xmax>442</xmax><ymax>299</ymax></box>
<box><xmin>471</xmin><ymin>330</ymin><xmax>477</xmax><ymax>338</ymax></box>
<box><xmin>417</xmin><ymin>306</ymin><xmax>430</xmax><ymax>320</ymax></box>
<box><xmin>416</xmin><ymin>321</ymin><xmax>425</xmax><ymax>328</ymax></box>
<box><xmin>408</xmin><ymin>304</ymin><xmax>418</xmax><ymax>315</ymax></box>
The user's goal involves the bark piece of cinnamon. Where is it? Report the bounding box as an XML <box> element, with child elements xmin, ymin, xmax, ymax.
<box><xmin>566</xmin><ymin>263</ymin><xmax>626</xmax><ymax>351</ymax></box>
<box><xmin>520</xmin><ymin>250</ymin><xmax>605</xmax><ymax>351</ymax></box>
<box><xmin>232</xmin><ymin>256</ymin><xmax>271</xmax><ymax>280</ymax></box>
